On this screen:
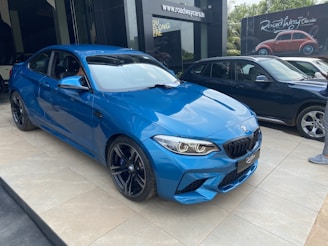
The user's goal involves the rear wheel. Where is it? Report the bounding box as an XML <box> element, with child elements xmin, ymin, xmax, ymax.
<box><xmin>107</xmin><ymin>136</ymin><xmax>156</xmax><ymax>202</ymax></box>
<box><xmin>296</xmin><ymin>106</ymin><xmax>325</xmax><ymax>141</ymax></box>
<box><xmin>0</xmin><ymin>77</ymin><xmax>4</xmax><ymax>93</ymax></box>
<box><xmin>10</xmin><ymin>91</ymin><xmax>36</xmax><ymax>131</ymax></box>
<box><xmin>302</xmin><ymin>44</ymin><xmax>314</xmax><ymax>56</ymax></box>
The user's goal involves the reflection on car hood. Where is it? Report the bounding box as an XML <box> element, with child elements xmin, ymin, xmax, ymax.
<box><xmin>108</xmin><ymin>83</ymin><xmax>256</xmax><ymax>137</ymax></box>
<box><xmin>288</xmin><ymin>79</ymin><xmax>328</xmax><ymax>96</ymax></box>
<box><xmin>288</xmin><ymin>79</ymin><xmax>327</xmax><ymax>89</ymax></box>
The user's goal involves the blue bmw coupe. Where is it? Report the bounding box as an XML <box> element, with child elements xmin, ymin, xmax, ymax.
<box><xmin>9</xmin><ymin>45</ymin><xmax>262</xmax><ymax>204</ymax></box>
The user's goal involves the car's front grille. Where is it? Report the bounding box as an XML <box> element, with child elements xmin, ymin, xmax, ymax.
<box><xmin>223</xmin><ymin>128</ymin><xmax>261</xmax><ymax>159</ymax></box>
<box><xmin>176</xmin><ymin>178</ymin><xmax>207</xmax><ymax>194</ymax></box>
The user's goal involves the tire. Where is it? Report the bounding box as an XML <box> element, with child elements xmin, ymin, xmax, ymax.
<box><xmin>10</xmin><ymin>91</ymin><xmax>36</xmax><ymax>131</ymax></box>
<box><xmin>0</xmin><ymin>77</ymin><xmax>4</xmax><ymax>93</ymax></box>
<box><xmin>257</xmin><ymin>48</ymin><xmax>269</xmax><ymax>55</ymax></box>
<box><xmin>302</xmin><ymin>44</ymin><xmax>314</xmax><ymax>56</ymax></box>
<box><xmin>107</xmin><ymin>136</ymin><xmax>156</xmax><ymax>202</ymax></box>
<box><xmin>296</xmin><ymin>106</ymin><xmax>325</xmax><ymax>141</ymax></box>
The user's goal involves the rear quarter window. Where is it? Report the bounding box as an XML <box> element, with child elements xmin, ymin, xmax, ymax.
<box><xmin>29</xmin><ymin>51</ymin><xmax>51</xmax><ymax>74</ymax></box>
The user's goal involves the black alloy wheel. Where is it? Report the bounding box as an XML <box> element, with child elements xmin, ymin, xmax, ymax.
<box><xmin>10</xmin><ymin>91</ymin><xmax>36</xmax><ymax>131</ymax></box>
<box><xmin>107</xmin><ymin>136</ymin><xmax>156</xmax><ymax>202</ymax></box>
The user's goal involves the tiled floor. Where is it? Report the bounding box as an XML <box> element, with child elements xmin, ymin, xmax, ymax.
<box><xmin>0</xmin><ymin>92</ymin><xmax>327</xmax><ymax>246</ymax></box>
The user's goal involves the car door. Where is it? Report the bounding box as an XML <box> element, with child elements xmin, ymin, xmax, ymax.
<box><xmin>38</xmin><ymin>51</ymin><xmax>95</xmax><ymax>154</ymax></box>
<box><xmin>229</xmin><ymin>60</ymin><xmax>284</xmax><ymax>119</ymax></box>
<box><xmin>273</xmin><ymin>32</ymin><xmax>294</xmax><ymax>53</ymax></box>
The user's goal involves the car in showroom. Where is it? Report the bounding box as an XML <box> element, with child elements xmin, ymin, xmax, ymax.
<box><xmin>0</xmin><ymin>53</ymin><xmax>31</xmax><ymax>92</ymax></box>
<box><xmin>280</xmin><ymin>57</ymin><xmax>328</xmax><ymax>79</ymax></box>
<box><xmin>181</xmin><ymin>55</ymin><xmax>328</xmax><ymax>141</ymax></box>
<box><xmin>8</xmin><ymin>45</ymin><xmax>262</xmax><ymax>204</ymax></box>
<box><xmin>255</xmin><ymin>30</ymin><xmax>319</xmax><ymax>56</ymax></box>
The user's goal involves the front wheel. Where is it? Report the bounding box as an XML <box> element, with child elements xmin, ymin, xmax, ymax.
<box><xmin>257</xmin><ymin>48</ymin><xmax>269</xmax><ymax>55</ymax></box>
<box><xmin>107</xmin><ymin>136</ymin><xmax>156</xmax><ymax>202</ymax></box>
<box><xmin>296</xmin><ymin>106</ymin><xmax>325</xmax><ymax>141</ymax></box>
<box><xmin>10</xmin><ymin>91</ymin><xmax>36</xmax><ymax>131</ymax></box>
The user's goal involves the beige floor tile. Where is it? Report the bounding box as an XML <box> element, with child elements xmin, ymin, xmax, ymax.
<box><xmin>4</xmin><ymin>167</ymin><xmax>96</xmax><ymax>213</ymax></box>
<box><xmin>201</xmin><ymin>214</ymin><xmax>294</xmax><ymax>246</ymax></box>
<box><xmin>211</xmin><ymin>183</ymin><xmax>255</xmax><ymax>212</ymax></box>
<box><xmin>258</xmin><ymin>168</ymin><xmax>328</xmax><ymax>211</ymax></box>
<box><xmin>234</xmin><ymin>189</ymin><xmax>317</xmax><ymax>245</ymax></box>
<box><xmin>91</xmin><ymin>214</ymin><xmax>182</xmax><ymax>246</ymax></box>
<box><xmin>277</xmin><ymin>154</ymin><xmax>328</xmax><ymax>187</ymax></box>
<box><xmin>40</xmin><ymin>187</ymin><xmax>136</xmax><ymax>246</ymax></box>
<box><xmin>139</xmin><ymin>199</ymin><xmax>228</xmax><ymax>245</ymax></box>
<box><xmin>0</xmin><ymin>131</ymin><xmax>42</xmax><ymax>165</ymax></box>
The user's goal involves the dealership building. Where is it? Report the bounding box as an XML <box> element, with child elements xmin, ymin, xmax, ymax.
<box><xmin>0</xmin><ymin>0</ymin><xmax>227</xmax><ymax>73</ymax></box>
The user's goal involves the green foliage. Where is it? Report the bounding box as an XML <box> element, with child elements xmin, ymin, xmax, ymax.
<box><xmin>226</xmin><ymin>0</ymin><xmax>319</xmax><ymax>56</ymax></box>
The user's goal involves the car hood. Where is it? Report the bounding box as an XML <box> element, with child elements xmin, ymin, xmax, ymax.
<box><xmin>288</xmin><ymin>79</ymin><xmax>327</xmax><ymax>89</ymax></box>
<box><xmin>288</xmin><ymin>79</ymin><xmax>328</xmax><ymax>95</ymax></box>
<box><xmin>107</xmin><ymin>83</ymin><xmax>256</xmax><ymax>137</ymax></box>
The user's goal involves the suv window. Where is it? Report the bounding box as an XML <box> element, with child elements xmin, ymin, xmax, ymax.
<box><xmin>191</xmin><ymin>63</ymin><xmax>207</xmax><ymax>75</ymax></box>
<box><xmin>211</xmin><ymin>61</ymin><xmax>231</xmax><ymax>79</ymax></box>
<box><xmin>235</xmin><ymin>61</ymin><xmax>266</xmax><ymax>81</ymax></box>
<box><xmin>29</xmin><ymin>51</ymin><xmax>51</xmax><ymax>74</ymax></box>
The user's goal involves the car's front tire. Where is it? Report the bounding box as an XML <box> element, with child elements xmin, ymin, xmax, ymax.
<box><xmin>10</xmin><ymin>91</ymin><xmax>36</xmax><ymax>131</ymax></box>
<box><xmin>296</xmin><ymin>105</ymin><xmax>325</xmax><ymax>141</ymax></box>
<box><xmin>107</xmin><ymin>136</ymin><xmax>156</xmax><ymax>202</ymax></box>
<box><xmin>257</xmin><ymin>48</ymin><xmax>270</xmax><ymax>55</ymax></box>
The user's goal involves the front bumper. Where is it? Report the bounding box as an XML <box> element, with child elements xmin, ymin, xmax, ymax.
<box><xmin>144</xmin><ymin>128</ymin><xmax>262</xmax><ymax>204</ymax></box>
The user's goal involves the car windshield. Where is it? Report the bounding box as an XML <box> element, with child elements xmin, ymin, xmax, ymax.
<box><xmin>260</xmin><ymin>58</ymin><xmax>308</xmax><ymax>81</ymax></box>
<box><xmin>87</xmin><ymin>54</ymin><xmax>179</xmax><ymax>91</ymax></box>
<box><xmin>314</xmin><ymin>59</ymin><xmax>328</xmax><ymax>72</ymax></box>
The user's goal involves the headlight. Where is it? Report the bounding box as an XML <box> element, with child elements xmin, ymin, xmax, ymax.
<box><xmin>153</xmin><ymin>135</ymin><xmax>220</xmax><ymax>155</ymax></box>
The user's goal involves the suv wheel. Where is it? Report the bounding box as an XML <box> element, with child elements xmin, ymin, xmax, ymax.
<box><xmin>296</xmin><ymin>105</ymin><xmax>325</xmax><ymax>141</ymax></box>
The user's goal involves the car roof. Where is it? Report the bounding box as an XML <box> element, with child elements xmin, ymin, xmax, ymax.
<box><xmin>195</xmin><ymin>55</ymin><xmax>281</xmax><ymax>64</ymax></box>
<box><xmin>280</xmin><ymin>57</ymin><xmax>321</xmax><ymax>62</ymax></box>
<box><xmin>40</xmin><ymin>44</ymin><xmax>145</xmax><ymax>59</ymax></box>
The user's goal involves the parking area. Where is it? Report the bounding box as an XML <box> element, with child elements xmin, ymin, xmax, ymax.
<box><xmin>0</xmin><ymin>91</ymin><xmax>327</xmax><ymax>245</ymax></box>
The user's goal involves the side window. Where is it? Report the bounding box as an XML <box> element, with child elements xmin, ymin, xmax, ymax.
<box><xmin>52</xmin><ymin>52</ymin><xmax>81</xmax><ymax>79</ymax></box>
<box><xmin>293</xmin><ymin>33</ymin><xmax>306</xmax><ymax>40</ymax></box>
<box><xmin>191</xmin><ymin>63</ymin><xmax>207</xmax><ymax>76</ymax></box>
<box><xmin>277</xmin><ymin>33</ymin><xmax>291</xmax><ymax>41</ymax></box>
<box><xmin>235</xmin><ymin>61</ymin><xmax>266</xmax><ymax>82</ymax></box>
<box><xmin>210</xmin><ymin>61</ymin><xmax>231</xmax><ymax>80</ymax></box>
<box><xmin>29</xmin><ymin>51</ymin><xmax>51</xmax><ymax>74</ymax></box>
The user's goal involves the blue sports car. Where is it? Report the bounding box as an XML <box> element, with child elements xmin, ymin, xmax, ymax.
<box><xmin>9</xmin><ymin>45</ymin><xmax>262</xmax><ymax>204</ymax></box>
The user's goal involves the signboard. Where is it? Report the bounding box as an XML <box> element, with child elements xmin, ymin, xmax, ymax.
<box><xmin>241</xmin><ymin>3</ymin><xmax>328</xmax><ymax>57</ymax></box>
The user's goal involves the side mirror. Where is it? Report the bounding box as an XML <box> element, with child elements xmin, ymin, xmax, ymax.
<box><xmin>314</xmin><ymin>71</ymin><xmax>326</xmax><ymax>79</ymax></box>
<box><xmin>255</xmin><ymin>75</ymin><xmax>271</xmax><ymax>82</ymax></box>
<box><xmin>58</xmin><ymin>76</ymin><xmax>89</xmax><ymax>91</ymax></box>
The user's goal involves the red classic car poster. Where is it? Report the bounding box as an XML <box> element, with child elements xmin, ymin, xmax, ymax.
<box><xmin>241</xmin><ymin>3</ymin><xmax>328</xmax><ymax>58</ymax></box>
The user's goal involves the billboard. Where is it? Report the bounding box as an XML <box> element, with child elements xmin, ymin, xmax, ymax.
<box><xmin>241</xmin><ymin>3</ymin><xmax>328</xmax><ymax>57</ymax></box>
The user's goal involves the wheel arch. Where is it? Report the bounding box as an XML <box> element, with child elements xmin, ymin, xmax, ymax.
<box><xmin>104</xmin><ymin>133</ymin><xmax>155</xmax><ymax>170</ymax></box>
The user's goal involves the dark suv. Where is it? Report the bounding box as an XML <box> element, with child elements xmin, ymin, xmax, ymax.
<box><xmin>181</xmin><ymin>55</ymin><xmax>327</xmax><ymax>141</ymax></box>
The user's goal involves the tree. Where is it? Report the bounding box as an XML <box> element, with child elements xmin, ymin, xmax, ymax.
<box><xmin>226</xmin><ymin>0</ymin><xmax>318</xmax><ymax>55</ymax></box>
